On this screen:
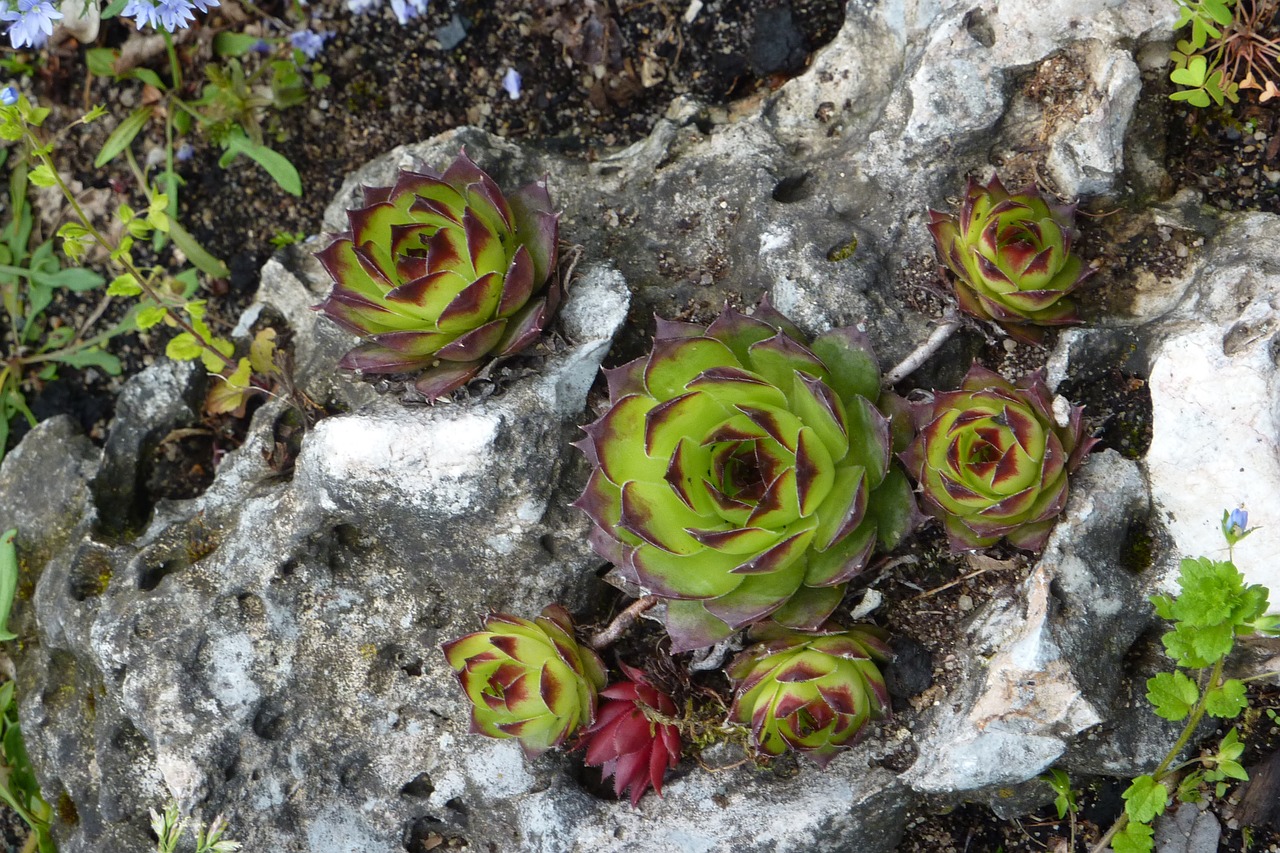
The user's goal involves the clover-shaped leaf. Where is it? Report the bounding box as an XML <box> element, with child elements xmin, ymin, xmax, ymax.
<box><xmin>1171</xmin><ymin>55</ymin><xmax>1208</xmax><ymax>88</ymax></box>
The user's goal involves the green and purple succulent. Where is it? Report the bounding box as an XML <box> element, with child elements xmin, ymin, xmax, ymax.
<box><xmin>928</xmin><ymin>175</ymin><xmax>1090</xmax><ymax>344</ymax></box>
<box><xmin>726</xmin><ymin>622</ymin><xmax>891</xmax><ymax>767</ymax></box>
<box><xmin>573</xmin><ymin>301</ymin><xmax>919</xmax><ymax>652</ymax></box>
<box><xmin>441</xmin><ymin>604</ymin><xmax>606</xmax><ymax>757</ymax></box>
<box><xmin>315</xmin><ymin>150</ymin><xmax>560</xmax><ymax>398</ymax></box>
<box><xmin>901</xmin><ymin>365</ymin><xmax>1097</xmax><ymax>552</ymax></box>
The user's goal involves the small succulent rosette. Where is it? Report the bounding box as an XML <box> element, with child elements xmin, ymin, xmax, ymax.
<box><xmin>441</xmin><ymin>604</ymin><xmax>606</xmax><ymax>757</ymax></box>
<box><xmin>726</xmin><ymin>622</ymin><xmax>891</xmax><ymax>768</ymax></box>
<box><xmin>900</xmin><ymin>365</ymin><xmax>1097</xmax><ymax>552</ymax></box>
<box><xmin>928</xmin><ymin>175</ymin><xmax>1090</xmax><ymax>344</ymax></box>
<box><xmin>580</xmin><ymin>662</ymin><xmax>681</xmax><ymax>807</ymax></box>
<box><xmin>315</xmin><ymin>150</ymin><xmax>560</xmax><ymax>398</ymax></box>
<box><xmin>573</xmin><ymin>300</ymin><xmax>919</xmax><ymax>652</ymax></box>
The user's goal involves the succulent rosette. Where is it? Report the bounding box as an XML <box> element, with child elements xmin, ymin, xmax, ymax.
<box><xmin>573</xmin><ymin>300</ymin><xmax>919</xmax><ymax>652</ymax></box>
<box><xmin>315</xmin><ymin>150</ymin><xmax>560</xmax><ymax>398</ymax></box>
<box><xmin>726</xmin><ymin>622</ymin><xmax>891</xmax><ymax>768</ymax></box>
<box><xmin>928</xmin><ymin>175</ymin><xmax>1090</xmax><ymax>344</ymax></box>
<box><xmin>901</xmin><ymin>365</ymin><xmax>1097</xmax><ymax>552</ymax></box>
<box><xmin>441</xmin><ymin>604</ymin><xmax>606</xmax><ymax>757</ymax></box>
<box><xmin>580</xmin><ymin>662</ymin><xmax>682</xmax><ymax>807</ymax></box>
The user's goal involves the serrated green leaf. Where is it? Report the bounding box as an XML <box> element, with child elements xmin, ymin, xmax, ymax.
<box><xmin>94</xmin><ymin>105</ymin><xmax>154</xmax><ymax>168</ymax></box>
<box><xmin>1123</xmin><ymin>775</ymin><xmax>1168</xmax><ymax>824</ymax></box>
<box><xmin>1151</xmin><ymin>594</ymin><xmax>1175</xmax><ymax>620</ymax></box>
<box><xmin>1147</xmin><ymin>671</ymin><xmax>1199</xmax><ymax>721</ymax></box>
<box><xmin>166</xmin><ymin>332</ymin><xmax>204</xmax><ymax>361</ymax></box>
<box><xmin>107</xmin><ymin>274</ymin><xmax>143</xmax><ymax>297</ymax></box>
<box><xmin>1112</xmin><ymin>820</ymin><xmax>1154</xmax><ymax>853</ymax></box>
<box><xmin>1205</xmin><ymin>679</ymin><xmax>1248</xmax><ymax>718</ymax></box>
<box><xmin>28</xmin><ymin>162</ymin><xmax>56</xmax><ymax>188</ymax></box>
<box><xmin>135</xmin><ymin>304</ymin><xmax>168</xmax><ymax>329</ymax></box>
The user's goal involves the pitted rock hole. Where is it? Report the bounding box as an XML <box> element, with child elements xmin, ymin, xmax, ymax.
<box><xmin>251</xmin><ymin>698</ymin><xmax>288</xmax><ymax>741</ymax></box>
<box><xmin>772</xmin><ymin>172</ymin><xmax>813</xmax><ymax>204</ymax></box>
<box><xmin>963</xmin><ymin>8</ymin><xmax>996</xmax><ymax>47</ymax></box>
<box><xmin>399</xmin><ymin>772</ymin><xmax>434</xmax><ymax>799</ymax></box>
<box><xmin>138</xmin><ymin>558</ymin><xmax>184</xmax><ymax>592</ymax></box>
<box><xmin>67</xmin><ymin>542</ymin><xmax>113</xmax><ymax>602</ymax></box>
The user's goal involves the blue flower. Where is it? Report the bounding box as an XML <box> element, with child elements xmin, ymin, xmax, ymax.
<box><xmin>120</xmin><ymin>0</ymin><xmax>216</xmax><ymax>31</ymax></box>
<box><xmin>1228</xmin><ymin>507</ymin><xmax>1249</xmax><ymax>534</ymax></box>
<box><xmin>289</xmin><ymin>28</ymin><xmax>328</xmax><ymax>60</ymax></box>
<box><xmin>501</xmin><ymin>67</ymin><xmax>521</xmax><ymax>100</ymax></box>
<box><xmin>1</xmin><ymin>0</ymin><xmax>63</xmax><ymax>50</ymax></box>
<box><xmin>175</xmin><ymin>142</ymin><xmax>194</xmax><ymax>162</ymax></box>
<box><xmin>387</xmin><ymin>0</ymin><xmax>426</xmax><ymax>24</ymax></box>
<box><xmin>0</xmin><ymin>86</ymin><xmax>18</xmax><ymax>106</ymax></box>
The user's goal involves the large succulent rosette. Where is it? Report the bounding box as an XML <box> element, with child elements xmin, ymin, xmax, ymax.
<box><xmin>573</xmin><ymin>301</ymin><xmax>918</xmax><ymax>652</ymax></box>
<box><xmin>315</xmin><ymin>150</ymin><xmax>560</xmax><ymax>398</ymax></box>
<box><xmin>441</xmin><ymin>604</ymin><xmax>606</xmax><ymax>757</ymax></box>
<box><xmin>726</xmin><ymin>623</ymin><xmax>891</xmax><ymax>768</ymax></box>
<box><xmin>580</xmin><ymin>662</ymin><xmax>681</xmax><ymax>807</ymax></box>
<box><xmin>928</xmin><ymin>175</ymin><xmax>1090</xmax><ymax>344</ymax></box>
<box><xmin>900</xmin><ymin>365</ymin><xmax>1097</xmax><ymax>552</ymax></box>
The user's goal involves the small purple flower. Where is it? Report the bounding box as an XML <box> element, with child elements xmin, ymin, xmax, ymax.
<box><xmin>0</xmin><ymin>86</ymin><xmax>19</xmax><ymax>106</ymax></box>
<box><xmin>154</xmin><ymin>0</ymin><xmax>196</xmax><ymax>31</ymax></box>
<box><xmin>1229</xmin><ymin>507</ymin><xmax>1249</xmax><ymax>534</ymax></box>
<box><xmin>1</xmin><ymin>0</ymin><xmax>63</xmax><ymax>50</ymax></box>
<box><xmin>121</xmin><ymin>0</ymin><xmax>215</xmax><ymax>31</ymax></box>
<box><xmin>120</xmin><ymin>0</ymin><xmax>160</xmax><ymax>29</ymax></box>
<box><xmin>501</xmin><ymin>67</ymin><xmax>521</xmax><ymax>100</ymax></box>
<box><xmin>175</xmin><ymin>142</ymin><xmax>194</xmax><ymax>162</ymax></box>
<box><xmin>289</xmin><ymin>28</ymin><xmax>328</xmax><ymax>60</ymax></box>
<box><xmin>387</xmin><ymin>0</ymin><xmax>426</xmax><ymax>24</ymax></box>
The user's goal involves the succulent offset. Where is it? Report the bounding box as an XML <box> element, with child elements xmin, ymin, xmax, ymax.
<box><xmin>441</xmin><ymin>604</ymin><xmax>606</xmax><ymax>757</ymax></box>
<box><xmin>901</xmin><ymin>365</ymin><xmax>1097</xmax><ymax>552</ymax></box>
<box><xmin>315</xmin><ymin>150</ymin><xmax>560</xmax><ymax>398</ymax></box>
<box><xmin>580</xmin><ymin>662</ymin><xmax>682</xmax><ymax>806</ymax></box>
<box><xmin>573</xmin><ymin>301</ymin><xmax>918</xmax><ymax>652</ymax></box>
<box><xmin>928</xmin><ymin>175</ymin><xmax>1090</xmax><ymax>344</ymax></box>
<box><xmin>726</xmin><ymin>623</ymin><xmax>890</xmax><ymax>768</ymax></box>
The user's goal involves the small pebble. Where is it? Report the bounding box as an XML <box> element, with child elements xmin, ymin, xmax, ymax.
<box><xmin>1002</xmin><ymin>339</ymin><xmax>1017</xmax><ymax>353</ymax></box>
<box><xmin>957</xmin><ymin>594</ymin><xmax>973</xmax><ymax>611</ymax></box>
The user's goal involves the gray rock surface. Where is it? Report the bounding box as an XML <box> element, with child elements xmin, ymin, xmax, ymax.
<box><xmin>3</xmin><ymin>0</ymin><xmax>1241</xmax><ymax>850</ymax></box>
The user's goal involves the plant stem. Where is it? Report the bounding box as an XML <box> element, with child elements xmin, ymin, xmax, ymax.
<box><xmin>26</xmin><ymin>132</ymin><xmax>236</xmax><ymax>373</ymax></box>
<box><xmin>883</xmin><ymin>312</ymin><xmax>961</xmax><ymax>387</ymax></box>
<box><xmin>1088</xmin><ymin>657</ymin><xmax>1226</xmax><ymax>853</ymax></box>
<box><xmin>587</xmin><ymin>596</ymin><xmax>659</xmax><ymax>650</ymax></box>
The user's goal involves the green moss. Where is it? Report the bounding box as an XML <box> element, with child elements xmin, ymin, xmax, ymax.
<box><xmin>1119</xmin><ymin>522</ymin><xmax>1156</xmax><ymax>574</ymax></box>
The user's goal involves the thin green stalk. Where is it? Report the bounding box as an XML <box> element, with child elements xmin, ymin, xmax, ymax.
<box><xmin>23</xmin><ymin>132</ymin><xmax>235</xmax><ymax>373</ymax></box>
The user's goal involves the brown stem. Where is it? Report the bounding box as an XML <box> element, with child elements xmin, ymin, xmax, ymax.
<box><xmin>883</xmin><ymin>312</ymin><xmax>961</xmax><ymax>387</ymax></box>
<box><xmin>587</xmin><ymin>595</ymin><xmax>659</xmax><ymax>650</ymax></box>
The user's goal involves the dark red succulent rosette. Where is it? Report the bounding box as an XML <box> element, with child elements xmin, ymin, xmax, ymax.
<box><xmin>580</xmin><ymin>662</ymin><xmax>681</xmax><ymax>807</ymax></box>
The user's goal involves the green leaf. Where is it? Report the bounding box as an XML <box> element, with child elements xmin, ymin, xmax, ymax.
<box><xmin>248</xmin><ymin>327</ymin><xmax>279</xmax><ymax>375</ymax></box>
<box><xmin>124</xmin><ymin>68</ymin><xmax>165</xmax><ymax>90</ymax></box>
<box><xmin>106</xmin><ymin>273</ymin><xmax>143</xmax><ymax>297</ymax></box>
<box><xmin>166</xmin><ymin>332</ymin><xmax>204</xmax><ymax>361</ymax></box>
<box><xmin>135</xmin><ymin>304</ymin><xmax>168</xmax><ymax>329</ymax></box>
<box><xmin>218</xmin><ymin>134</ymin><xmax>302</xmax><ymax>196</ymax></box>
<box><xmin>100</xmin><ymin>0</ymin><xmax>127</xmax><ymax>17</ymax></box>
<box><xmin>1112</xmin><ymin>820</ymin><xmax>1154</xmax><ymax>853</ymax></box>
<box><xmin>1205</xmin><ymin>679</ymin><xmax>1248</xmax><ymax>718</ymax></box>
<box><xmin>167</xmin><ymin>220</ymin><xmax>230</xmax><ymax>279</ymax></box>
<box><xmin>213</xmin><ymin>32</ymin><xmax>263</xmax><ymax>57</ymax></box>
<box><xmin>85</xmin><ymin>47</ymin><xmax>120</xmax><ymax>78</ymax></box>
<box><xmin>54</xmin><ymin>347</ymin><xmax>122</xmax><ymax>374</ymax></box>
<box><xmin>33</xmin><ymin>267</ymin><xmax>105</xmax><ymax>291</ymax></box>
<box><xmin>27</xmin><ymin>163</ymin><xmax>56</xmax><ymax>188</ymax></box>
<box><xmin>1170</xmin><ymin>55</ymin><xmax>1208</xmax><ymax>87</ymax></box>
<box><xmin>1147</xmin><ymin>671</ymin><xmax>1199</xmax><ymax>721</ymax></box>
<box><xmin>1123</xmin><ymin>775</ymin><xmax>1169</xmax><ymax>824</ymax></box>
<box><xmin>94</xmin><ymin>105</ymin><xmax>154</xmax><ymax>168</ymax></box>
<box><xmin>0</xmin><ymin>529</ymin><xmax>19</xmax><ymax>642</ymax></box>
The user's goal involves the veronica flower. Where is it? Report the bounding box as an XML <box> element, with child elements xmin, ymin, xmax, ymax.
<box><xmin>0</xmin><ymin>0</ymin><xmax>63</xmax><ymax>50</ymax></box>
<box><xmin>154</xmin><ymin>0</ymin><xmax>196</xmax><ymax>31</ymax></box>
<box><xmin>0</xmin><ymin>86</ymin><xmax>18</xmax><ymax>106</ymax></box>
<box><xmin>501</xmin><ymin>67</ymin><xmax>521</xmax><ymax>100</ymax></box>
<box><xmin>289</xmin><ymin>28</ymin><xmax>328</xmax><ymax>60</ymax></box>
<box><xmin>120</xmin><ymin>0</ymin><xmax>217</xmax><ymax>31</ymax></box>
<box><xmin>387</xmin><ymin>0</ymin><xmax>426</xmax><ymax>24</ymax></box>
